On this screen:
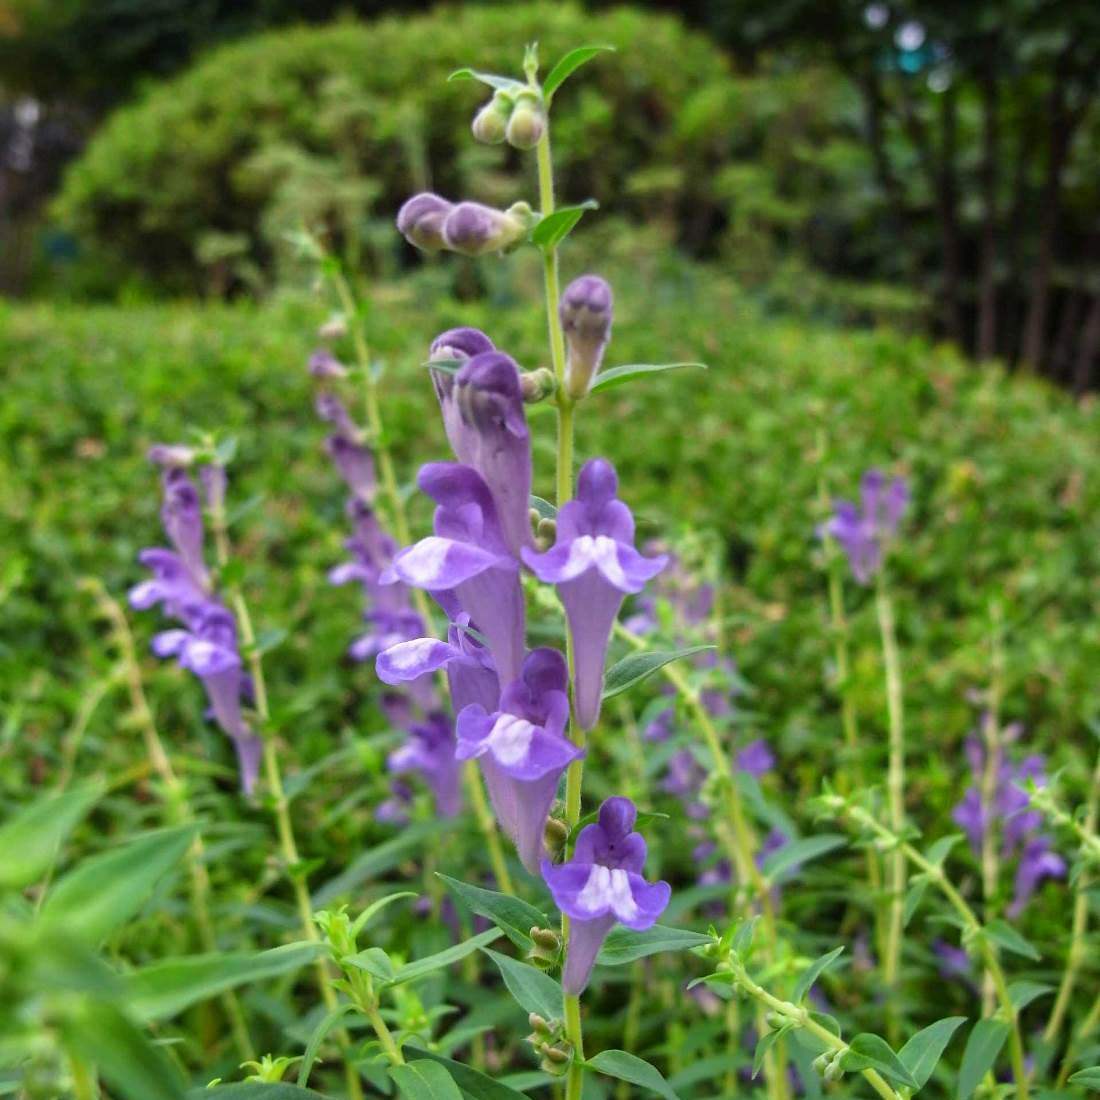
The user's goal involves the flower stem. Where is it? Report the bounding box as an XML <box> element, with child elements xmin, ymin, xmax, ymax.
<box><xmin>86</xmin><ymin>581</ymin><xmax>254</xmax><ymax>1063</ymax></box>
<box><xmin>831</xmin><ymin>800</ymin><xmax>1029</xmax><ymax>1100</ymax></box>
<box><xmin>874</xmin><ymin>573</ymin><xmax>906</xmax><ymax>998</ymax></box>
<box><xmin>725</xmin><ymin>955</ymin><xmax>903</xmax><ymax>1100</ymax></box>
<box><xmin>978</xmin><ymin>604</ymin><xmax>1005</xmax><ymax>1016</ymax></box>
<box><xmin>1043</xmin><ymin>739</ymin><xmax>1100</xmax><ymax>1047</ymax></box>
<box><xmin>564</xmin><ymin>990</ymin><xmax>585</xmax><ymax>1100</ymax></box>
<box><xmin>463</xmin><ymin>761</ymin><xmax>514</xmax><ymax>894</ymax></box>
<box><xmin>209</xmin><ymin>504</ymin><xmax>364</xmax><ymax>1100</ymax></box>
<box><xmin>345</xmin><ymin>966</ymin><xmax>405</xmax><ymax>1066</ymax></box>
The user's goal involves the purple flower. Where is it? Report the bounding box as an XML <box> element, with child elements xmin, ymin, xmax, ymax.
<box><xmin>308</xmin><ymin>348</ymin><xmax>348</xmax><ymax>379</ymax></box>
<box><xmin>821</xmin><ymin>469</ymin><xmax>908</xmax><ymax>584</ymax></box>
<box><xmin>441</xmin><ymin>202</ymin><xmax>525</xmax><ymax>256</ymax></box>
<box><xmin>128</xmin><ymin>547</ymin><xmax>208</xmax><ymax>620</ymax></box>
<box><xmin>314</xmin><ymin>393</ymin><xmax>374</xmax><ymax>501</ymax></box>
<box><xmin>147</xmin><ymin>443</ymin><xmax>196</xmax><ymax>468</ymax></box>
<box><xmin>933</xmin><ymin>940</ymin><xmax>972</xmax><ymax>981</ymax></box>
<box><xmin>158</xmin><ymin>468</ymin><xmax>209</xmax><ymax>593</ymax></box>
<box><xmin>427</xmin><ymin>346</ymin><xmax>532</xmax><ymax>559</ymax></box>
<box><xmin>523</xmin><ymin>459</ymin><xmax>667</xmax><ymax>730</ymax></box>
<box><xmin>388</xmin><ymin>711</ymin><xmax>462</xmax><ymax>818</ymax></box>
<box><xmin>643</xmin><ymin>706</ymin><xmax>675</xmax><ymax>742</ymax></box>
<box><xmin>152</xmin><ymin>601</ymin><xmax>263</xmax><ymax>794</ymax></box>
<box><xmin>456</xmin><ymin>648</ymin><xmax>581</xmax><ymax>873</ymax></box>
<box><xmin>542</xmin><ymin>797</ymin><xmax>670</xmax><ymax>994</ymax></box>
<box><xmin>560</xmin><ymin>275</ymin><xmax>613</xmax><ymax>399</ymax></box>
<box><xmin>736</xmin><ymin>739</ymin><xmax>775</xmax><ymax>778</ymax></box>
<box><xmin>1008</xmin><ymin>836</ymin><xmax>1065</xmax><ymax>918</ymax></box>
<box><xmin>377</xmin><ymin>615</ymin><xmax>501</xmax><ymax>717</ymax></box>
<box><xmin>377</xmin><ymin>779</ymin><xmax>415</xmax><ymax>825</ymax></box>
<box><xmin>384</xmin><ymin>463</ymin><xmax>526</xmax><ymax>684</ymax></box>
<box><xmin>397</xmin><ymin>192</ymin><xmax>454</xmax><ymax>252</ymax></box>
<box><xmin>661</xmin><ymin>750</ymin><xmax>707</xmax><ymax>820</ymax></box>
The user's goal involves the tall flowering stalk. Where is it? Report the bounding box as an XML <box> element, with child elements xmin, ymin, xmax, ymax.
<box><xmin>822</xmin><ymin>469</ymin><xmax>908</xmax><ymax>997</ymax></box>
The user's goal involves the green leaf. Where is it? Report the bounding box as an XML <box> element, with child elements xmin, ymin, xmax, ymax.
<box><xmin>792</xmin><ymin>947</ymin><xmax>845</xmax><ymax>1004</ymax></box>
<box><xmin>482</xmin><ymin>948</ymin><xmax>562</xmax><ymax>1020</ymax></box>
<box><xmin>530</xmin><ymin>201</ymin><xmax>598</xmax><ymax>251</ymax></box>
<box><xmin>298</xmin><ymin>1003</ymin><xmax>358</xmax><ymax>1089</ymax></box>
<box><xmin>390</xmin><ymin>928</ymin><xmax>502</xmax><ymax>985</ymax></box>
<box><xmin>589</xmin><ymin>362</ymin><xmax>707</xmax><ymax>394</ymax></box>
<box><xmin>42</xmin><ymin>825</ymin><xmax>195</xmax><ymax>942</ymax></box>
<box><xmin>315</xmin><ymin>821</ymin><xmax>448</xmax><ymax>904</ymax></box>
<box><xmin>0</xmin><ymin>784</ymin><xmax>100</xmax><ymax>889</ymax></box>
<box><xmin>542</xmin><ymin>45</ymin><xmax>615</xmax><ymax>98</ymax></box>
<box><xmin>586</xmin><ymin>1050</ymin><xmax>681</xmax><ymax>1100</ymax></box>
<box><xmin>403</xmin><ymin>1048</ymin><xmax>530</xmax><ymax>1100</ymax></box>
<box><xmin>983</xmin><ymin>919</ymin><xmax>1041</xmax><ymax>961</ymax></box>
<box><xmin>346</xmin><ymin>946</ymin><xmax>397</xmax><ymax>983</ymax></box>
<box><xmin>761</xmin><ymin>835</ymin><xmax>845</xmax><ymax>881</ymax></box>
<box><xmin>840</xmin><ymin>1034</ymin><xmax>919</xmax><ymax>1089</ymax></box>
<box><xmin>753</xmin><ymin>1027</ymin><xmax>788</xmax><ymax>1079</ymax></box>
<box><xmin>447</xmin><ymin>69</ymin><xmax>526</xmax><ymax>94</ymax></box>
<box><xmin>898</xmin><ymin>1017</ymin><xmax>967</xmax><ymax>1090</ymax></box>
<box><xmin>437</xmin><ymin>873</ymin><xmax>547</xmax><ymax>948</ymax></box>
<box><xmin>390</xmin><ymin>1060</ymin><xmax>463</xmax><ymax>1100</ymax></box>
<box><xmin>61</xmin><ymin>1003</ymin><xmax>184</xmax><ymax>1100</ymax></box>
<box><xmin>596</xmin><ymin>924</ymin><xmax>711</xmax><ymax>966</ymax></box>
<box><xmin>529</xmin><ymin>495</ymin><xmax>557</xmax><ymax>521</ymax></box>
<box><xmin>350</xmin><ymin>891</ymin><xmax>418</xmax><ymax>938</ymax></box>
<box><xmin>601</xmin><ymin>646</ymin><xmax>716</xmax><ymax>700</ymax></box>
<box><xmin>957</xmin><ymin>1019</ymin><xmax>1010</xmax><ymax>1100</ymax></box>
<box><xmin>924</xmin><ymin>834</ymin><xmax>964</xmax><ymax>866</ymax></box>
<box><xmin>125</xmin><ymin>942</ymin><xmax>324</xmax><ymax>1021</ymax></box>
<box><xmin>1007</xmin><ymin>981</ymin><xmax>1053</xmax><ymax>1012</ymax></box>
<box><xmin>189</xmin><ymin>1087</ymin><xmax>331</xmax><ymax>1099</ymax></box>
<box><xmin>1069</xmin><ymin>1068</ymin><xmax>1100</xmax><ymax>1090</ymax></box>
<box><xmin>903</xmin><ymin>880</ymin><xmax>929</xmax><ymax>926</ymax></box>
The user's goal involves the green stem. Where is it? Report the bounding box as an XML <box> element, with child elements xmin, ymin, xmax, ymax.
<box><xmin>1043</xmin><ymin>741</ymin><xmax>1100</xmax><ymax>1046</ymax></box>
<box><xmin>463</xmin><ymin>761</ymin><xmax>514</xmax><ymax>894</ymax></box>
<box><xmin>875</xmin><ymin>574</ymin><xmax>906</xmax><ymax>995</ymax></box>
<box><xmin>210</xmin><ymin>505</ymin><xmax>363</xmax><ymax>1100</ymax></box>
<box><xmin>564</xmin><ymin>991</ymin><xmax>585</xmax><ymax>1100</ymax></box>
<box><xmin>1057</xmin><ymin>991</ymin><xmax>1100</xmax><ymax>1086</ymax></box>
<box><xmin>69</xmin><ymin>1053</ymin><xmax>98</xmax><ymax>1100</ymax></box>
<box><xmin>89</xmin><ymin>582</ymin><xmax>254</xmax><ymax>1063</ymax></box>
<box><xmin>837</xmin><ymin>801</ymin><xmax>1029</xmax><ymax>1100</ymax></box>
<box><xmin>345</xmin><ymin>967</ymin><xmax>405</xmax><ymax>1066</ymax></box>
<box><xmin>727</xmin><ymin>957</ymin><xmax>902</xmax><ymax>1100</ymax></box>
<box><xmin>979</xmin><ymin>605</ymin><xmax>1005</xmax><ymax>1015</ymax></box>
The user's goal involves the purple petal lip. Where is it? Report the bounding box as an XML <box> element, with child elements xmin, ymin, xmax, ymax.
<box><xmin>397</xmin><ymin>192</ymin><xmax>454</xmax><ymax>250</ymax></box>
<box><xmin>430</xmin><ymin>327</ymin><xmax>495</xmax><ymax>362</ymax></box>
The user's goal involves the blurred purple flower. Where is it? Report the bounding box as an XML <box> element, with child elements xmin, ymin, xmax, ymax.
<box><xmin>736</xmin><ymin>739</ymin><xmax>775</xmax><ymax>778</ymax></box>
<box><xmin>643</xmin><ymin>706</ymin><xmax>675</xmax><ymax>742</ymax></box>
<box><xmin>1009</xmin><ymin>836</ymin><xmax>1066</xmax><ymax>918</ymax></box>
<box><xmin>542</xmin><ymin>797</ymin><xmax>670</xmax><ymax>994</ymax></box>
<box><xmin>821</xmin><ymin>468</ymin><xmax>908</xmax><ymax>584</ymax></box>
<box><xmin>456</xmin><ymin>648</ymin><xmax>581</xmax><ymax>873</ymax></box>
<box><xmin>388</xmin><ymin>710</ymin><xmax>462</xmax><ymax>818</ymax></box>
<box><xmin>560</xmin><ymin>274</ymin><xmax>613</xmax><ymax>399</ymax></box>
<box><xmin>523</xmin><ymin>459</ymin><xmax>667</xmax><ymax>730</ymax></box>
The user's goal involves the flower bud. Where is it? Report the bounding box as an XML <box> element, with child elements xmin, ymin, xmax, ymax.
<box><xmin>318</xmin><ymin>313</ymin><xmax>348</xmax><ymax>341</ymax></box>
<box><xmin>442</xmin><ymin>201</ymin><xmax>529</xmax><ymax>257</ymax></box>
<box><xmin>506</xmin><ymin>91</ymin><xmax>546</xmax><ymax>150</ymax></box>
<box><xmin>429</xmin><ymin>327</ymin><xmax>495</xmax><ymax>364</ymax></box>
<box><xmin>530</xmin><ymin>926</ymin><xmax>562</xmax><ymax>953</ymax></box>
<box><xmin>520</xmin><ymin>367</ymin><xmax>556</xmax><ymax>403</ymax></box>
<box><xmin>528</xmin><ymin>1013</ymin><xmax>552</xmax><ymax>1036</ymax></box>
<box><xmin>560</xmin><ymin>274</ymin><xmax>613</xmax><ymax>399</ymax></box>
<box><xmin>147</xmin><ymin>443</ymin><xmax>196</xmax><ymax>468</ymax></box>
<box><xmin>543</xmin><ymin>814</ymin><xmax>568</xmax><ymax>855</ymax></box>
<box><xmin>308</xmin><ymin>348</ymin><xmax>348</xmax><ymax>379</ymax></box>
<box><xmin>472</xmin><ymin>91</ymin><xmax>512</xmax><ymax>144</ymax></box>
<box><xmin>396</xmin><ymin>192</ymin><xmax>454</xmax><ymax>252</ymax></box>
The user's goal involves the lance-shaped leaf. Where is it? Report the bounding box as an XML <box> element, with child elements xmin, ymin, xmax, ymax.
<box><xmin>0</xmin><ymin>783</ymin><xmax>101</xmax><ymax>889</ymax></box>
<box><xmin>482</xmin><ymin>949</ymin><xmax>562</xmax><ymax>1020</ymax></box>
<box><xmin>957</xmin><ymin>1020</ymin><xmax>1010</xmax><ymax>1100</ymax></box>
<box><xmin>586</xmin><ymin>1051</ymin><xmax>680</xmax><ymax>1100</ymax></box>
<box><xmin>898</xmin><ymin>1017</ymin><xmax>966</xmax><ymax>1091</ymax></box>
<box><xmin>590</xmin><ymin>362</ymin><xmax>707</xmax><ymax>394</ymax></box>
<box><xmin>543</xmin><ymin>45</ymin><xmax>615</xmax><ymax>98</ymax></box>
<box><xmin>602</xmin><ymin>646</ymin><xmax>715</xmax><ymax>700</ymax></box>
<box><xmin>390</xmin><ymin>1061</ymin><xmax>463</xmax><ymax>1100</ymax></box>
<box><xmin>530</xmin><ymin>201</ymin><xmax>598</xmax><ymax>251</ymax></box>
<box><xmin>437</xmin><ymin>873</ymin><xmax>548</xmax><ymax>948</ymax></box>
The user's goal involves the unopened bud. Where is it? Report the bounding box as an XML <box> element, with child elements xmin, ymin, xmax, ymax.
<box><xmin>528</xmin><ymin>1013</ymin><xmax>552</xmax><ymax>1036</ymax></box>
<box><xmin>560</xmin><ymin>274</ymin><xmax>613</xmax><ymax>399</ymax></box>
<box><xmin>811</xmin><ymin>1053</ymin><xmax>830</xmax><ymax>1076</ymax></box>
<box><xmin>543</xmin><ymin>1044</ymin><xmax>571</xmax><ymax>1065</ymax></box>
<box><xmin>308</xmin><ymin>348</ymin><xmax>348</xmax><ymax>379</ymax></box>
<box><xmin>147</xmin><ymin>443</ymin><xmax>196</xmax><ymax>468</ymax></box>
<box><xmin>530</xmin><ymin>926</ymin><xmax>561</xmax><ymax>952</ymax></box>
<box><xmin>472</xmin><ymin>91</ymin><xmax>512</xmax><ymax>144</ymax></box>
<box><xmin>520</xmin><ymin>367</ymin><xmax>556</xmax><ymax>403</ymax></box>
<box><xmin>543</xmin><ymin>815</ymin><xmax>568</xmax><ymax>855</ymax></box>
<box><xmin>318</xmin><ymin>313</ymin><xmax>348</xmax><ymax>341</ymax></box>
<box><xmin>442</xmin><ymin>200</ymin><xmax>533</xmax><ymax>257</ymax></box>
<box><xmin>823</xmin><ymin>1053</ymin><xmax>845</xmax><ymax>1082</ymax></box>
<box><xmin>506</xmin><ymin>91</ymin><xmax>546</xmax><ymax>150</ymax></box>
<box><xmin>396</xmin><ymin>192</ymin><xmax>454</xmax><ymax>252</ymax></box>
<box><xmin>429</xmin><ymin>326</ymin><xmax>495</xmax><ymax>364</ymax></box>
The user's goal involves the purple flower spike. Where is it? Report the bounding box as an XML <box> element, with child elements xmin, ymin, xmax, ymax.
<box><xmin>523</xmin><ymin>459</ymin><xmax>668</xmax><ymax>730</ymax></box>
<box><xmin>542</xmin><ymin>797</ymin><xmax>670</xmax><ymax>994</ymax></box>
<box><xmin>445</xmin><ymin>352</ymin><xmax>532</xmax><ymax>557</ymax></box>
<box><xmin>389</xmin><ymin>711</ymin><xmax>462</xmax><ymax>818</ymax></box>
<box><xmin>1008</xmin><ymin>836</ymin><xmax>1065</xmax><ymax>918</ymax></box>
<box><xmin>308</xmin><ymin>348</ymin><xmax>348</xmax><ymax>379</ymax></box>
<box><xmin>325</xmin><ymin>435</ymin><xmax>375</xmax><ymax>501</ymax></box>
<box><xmin>160</xmin><ymin>468</ymin><xmax>209</xmax><ymax>590</ymax></box>
<box><xmin>821</xmin><ymin>468</ymin><xmax>908</xmax><ymax>585</ymax></box>
<box><xmin>456</xmin><ymin>648</ymin><xmax>581</xmax><ymax>873</ymax></box>
<box><xmin>153</xmin><ymin>602</ymin><xmax>262</xmax><ymax>794</ymax></box>
<box><xmin>385</xmin><ymin>463</ymin><xmax>526</xmax><ymax>684</ymax></box>
<box><xmin>560</xmin><ymin>275</ymin><xmax>613</xmax><ymax>399</ymax></box>
<box><xmin>397</xmin><ymin>192</ymin><xmax>454</xmax><ymax>252</ymax></box>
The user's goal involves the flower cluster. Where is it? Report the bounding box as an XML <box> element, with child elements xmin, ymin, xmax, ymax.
<box><xmin>821</xmin><ymin>468</ymin><xmax>908</xmax><ymax>584</ymax></box>
<box><xmin>397</xmin><ymin>194</ymin><xmax>535</xmax><ymax>257</ymax></box>
<box><xmin>129</xmin><ymin>450</ymin><xmax>262</xmax><ymax>793</ymax></box>
<box><xmin>952</xmin><ymin>725</ymin><xmax>1065</xmax><ymax>917</ymax></box>
<box><xmin>375</xmin><ymin>271</ymin><xmax>671</xmax><ymax>986</ymax></box>
<box><xmin>309</xmin><ymin>341</ymin><xmax>459</xmax><ymax>821</ymax></box>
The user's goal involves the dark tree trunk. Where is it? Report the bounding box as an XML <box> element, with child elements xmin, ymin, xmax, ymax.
<box><xmin>937</xmin><ymin>84</ymin><xmax>963</xmax><ymax>346</ymax></box>
<box><xmin>1020</xmin><ymin>53</ymin><xmax>1088</xmax><ymax>372</ymax></box>
<box><xmin>1073</xmin><ymin>293</ymin><xmax>1100</xmax><ymax>394</ymax></box>
<box><xmin>1051</xmin><ymin>290</ymin><xmax>1084</xmax><ymax>382</ymax></box>
<box><xmin>977</xmin><ymin>65</ymin><xmax>1000</xmax><ymax>360</ymax></box>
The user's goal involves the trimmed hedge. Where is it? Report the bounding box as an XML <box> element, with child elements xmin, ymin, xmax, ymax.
<box><xmin>53</xmin><ymin>3</ymin><xmax>740</xmax><ymax>292</ymax></box>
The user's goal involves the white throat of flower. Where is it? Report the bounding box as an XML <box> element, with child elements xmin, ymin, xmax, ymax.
<box><xmin>487</xmin><ymin>713</ymin><xmax>537</xmax><ymax>766</ymax></box>
<box><xmin>575</xmin><ymin>864</ymin><xmax>638</xmax><ymax>921</ymax></box>
<box><xmin>568</xmin><ymin>534</ymin><xmax>629</xmax><ymax>587</ymax></box>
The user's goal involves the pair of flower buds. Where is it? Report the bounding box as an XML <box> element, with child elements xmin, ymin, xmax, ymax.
<box><xmin>471</xmin><ymin>88</ymin><xmax>547</xmax><ymax>149</ymax></box>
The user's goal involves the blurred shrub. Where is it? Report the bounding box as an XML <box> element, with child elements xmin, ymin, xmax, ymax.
<box><xmin>53</xmin><ymin>2</ymin><xmax>896</xmax><ymax>308</ymax></box>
